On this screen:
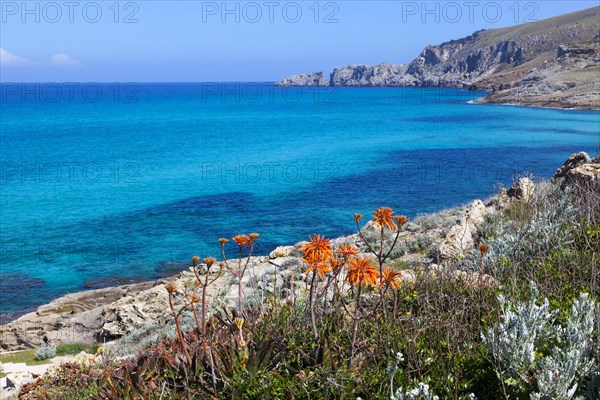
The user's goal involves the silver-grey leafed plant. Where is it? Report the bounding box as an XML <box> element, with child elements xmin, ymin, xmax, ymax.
<box><xmin>483</xmin><ymin>282</ymin><xmax>597</xmax><ymax>400</ymax></box>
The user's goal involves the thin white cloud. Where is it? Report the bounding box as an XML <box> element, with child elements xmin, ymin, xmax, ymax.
<box><xmin>0</xmin><ymin>48</ymin><xmax>32</xmax><ymax>65</ymax></box>
<box><xmin>50</xmin><ymin>53</ymin><xmax>80</xmax><ymax>66</ymax></box>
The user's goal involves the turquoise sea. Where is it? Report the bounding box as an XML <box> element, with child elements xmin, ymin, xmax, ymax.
<box><xmin>1</xmin><ymin>83</ymin><xmax>599</xmax><ymax>317</ymax></box>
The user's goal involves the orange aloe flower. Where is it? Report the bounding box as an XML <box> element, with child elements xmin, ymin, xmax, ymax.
<box><xmin>165</xmin><ymin>282</ymin><xmax>178</xmax><ymax>294</ymax></box>
<box><xmin>303</xmin><ymin>253</ymin><xmax>332</xmax><ymax>280</ymax></box>
<box><xmin>249</xmin><ymin>233</ymin><xmax>259</xmax><ymax>242</ymax></box>
<box><xmin>232</xmin><ymin>234</ymin><xmax>251</xmax><ymax>247</ymax></box>
<box><xmin>336</xmin><ymin>244</ymin><xmax>359</xmax><ymax>260</ymax></box>
<box><xmin>302</xmin><ymin>234</ymin><xmax>332</xmax><ymax>262</ymax></box>
<box><xmin>204</xmin><ymin>257</ymin><xmax>217</xmax><ymax>267</ymax></box>
<box><xmin>354</xmin><ymin>213</ymin><xmax>364</xmax><ymax>224</ymax></box>
<box><xmin>373</xmin><ymin>207</ymin><xmax>398</xmax><ymax>230</ymax></box>
<box><xmin>327</xmin><ymin>256</ymin><xmax>345</xmax><ymax>273</ymax></box>
<box><xmin>219</xmin><ymin>238</ymin><xmax>229</xmax><ymax>246</ymax></box>
<box><xmin>346</xmin><ymin>256</ymin><xmax>379</xmax><ymax>287</ymax></box>
<box><xmin>380</xmin><ymin>267</ymin><xmax>402</xmax><ymax>290</ymax></box>
<box><xmin>393</xmin><ymin>215</ymin><xmax>410</xmax><ymax>229</ymax></box>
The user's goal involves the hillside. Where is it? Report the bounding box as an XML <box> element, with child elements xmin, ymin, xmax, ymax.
<box><xmin>276</xmin><ymin>6</ymin><xmax>600</xmax><ymax>109</ymax></box>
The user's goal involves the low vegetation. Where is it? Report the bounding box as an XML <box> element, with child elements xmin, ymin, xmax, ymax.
<box><xmin>20</xmin><ymin>178</ymin><xmax>599</xmax><ymax>399</ymax></box>
<box><xmin>0</xmin><ymin>343</ymin><xmax>99</xmax><ymax>366</ymax></box>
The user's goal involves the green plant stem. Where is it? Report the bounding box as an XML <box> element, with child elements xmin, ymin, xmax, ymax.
<box><xmin>348</xmin><ymin>283</ymin><xmax>362</xmax><ymax>369</ymax></box>
<box><xmin>309</xmin><ymin>270</ymin><xmax>319</xmax><ymax>341</ymax></box>
<box><xmin>202</xmin><ymin>281</ymin><xmax>208</xmax><ymax>334</ymax></box>
<box><xmin>168</xmin><ymin>292</ymin><xmax>191</xmax><ymax>364</ymax></box>
<box><xmin>190</xmin><ymin>286</ymin><xmax>202</xmax><ymax>334</ymax></box>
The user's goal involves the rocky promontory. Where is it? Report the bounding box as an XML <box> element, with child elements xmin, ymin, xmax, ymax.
<box><xmin>474</xmin><ymin>42</ymin><xmax>600</xmax><ymax>109</ymax></box>
<box><xmin>275</xmin><ymin>72</ymin><xmax>330</xmax><ymax>86</ymax></box>
<box><xmin>275</xmin><ymin>7</ymin><xmax>600</xmax><ymax>110</ymax></box>
<box><xmin>328</xmin><ymin>63</ymin><xmax>409</xmax><ymax>87</ymax></box>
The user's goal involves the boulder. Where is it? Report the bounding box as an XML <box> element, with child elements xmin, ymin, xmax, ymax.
<box><xmin>292</xmin><ymin>241</ymin><xmax>308</xmax><ymax>257</ymax></box>
<box><xmin>553</xmin><ymin>151</ymin><xmax>591</xmax><ymax>181</ymax></box>
<box><xmin>552</xmin><ymin>152</ymin><xmax>599</xmax><ymax>189</ymax></box>
<box><xmin>506</xmin><ymin>177</ymin><xmax>535</xmax><ymax>202</ymax></box>
<box><xmin>565</xmin><ymin>163</ymin><xmax>600</xmax><ymax>187</ymax></box>
<box><xmin>436</xmin><ymin>219</ymin><xmax>474</xmax><ymax>260</ymax></box>
<box><xmin>99</xmin><ymin>302</ymin><xmax>156</xmax><ymax>341</ymax></box>
<box><xmin>497</xmin><ymin>177</ymin><xmax>536</xmax><ymax>207</ymax></box>
<box><xmin>0</xmin><ymin>372</ymin><xmax>33</xmax><ymax>400</ymax></box>
<box><xmin>397</xmin><ymin>269</ymin><xmax>416</xmax><ymax>282</ymax></box>
<box><xmin>331</xmin><ymin>236</ymin><xmax>357</xmax><ymax>249</ymax></box>
<box><xmin>269</xmin><ymin>246</ymin><xmax>296</xmax><ymax>259</ymax></box>
<box><xmin>465</xmin><ymin>199</ymin><xmax>487</xmax><ymax>225</ymax></box>
<box><xmin>558</xmin><ymin>163</ymin><xmax>600</xmax><ymax>189</ymax></box>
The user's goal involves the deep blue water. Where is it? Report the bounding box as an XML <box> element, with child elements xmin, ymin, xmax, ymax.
<box><xmin>1</xmin><ymin>83</ymin><xmax>599</xmax><ymax>315</ymax></box>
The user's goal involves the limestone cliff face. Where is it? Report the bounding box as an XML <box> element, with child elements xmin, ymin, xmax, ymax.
<box><xmin>275</xmin><ymin>6</ymin><xmax>600</xmax><ymax>109</ymax></box>
<box><xmin>403</xmin><ymin>35</ymin><xmax>528</xmax><ymax>87</ymax></box>
<box><xmin>329</xmin><ymin>63</ymin><xmax>409</xmax><ymax>86</ymax></box>
<box><xmin>475</xmin><ymin>44</ymin><xmax>600</xmax><ymax>109</ymax></box>
<box><xmin>275</xmin><ymin>72</ymin><xmax>329</xmax><ymax>86</ymax></box>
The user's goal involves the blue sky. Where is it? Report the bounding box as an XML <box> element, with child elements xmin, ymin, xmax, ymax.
<box><xmin>0</xmin><ymin>1</ymin><xmax>597</xmax><ymax>82</ymax></box>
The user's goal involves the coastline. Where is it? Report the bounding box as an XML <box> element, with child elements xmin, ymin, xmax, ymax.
<box><xmin>3</xmin><ymin>150</ymin><xmax>600</xmax><ymax>352</ymax></box>
<box><xmin>275</xmin><ymin>85</ymin><xmax>600</xmax><ymax>111</ymax></box>
<box><xmin>0</xmin><ymin>171</ymin><xmax>567</xmax><ymax>352</ymax></box>
<box><xmin>1</xmin><ymin>151</ymin><xmax>598</xmax><ymax>400</ymax></box>
<box><xmin>469</xmin><ymin>98</ymin><xmax>599</xmax><ymax>112</ymax></box>
<box><xmin>0</xmin><ymin>193</ymin><xmax>498</xmax><ymax>351</ymax></box>
<box><xmin>473</xmin><ymin>95</ymin><xmax>600</xmax><ymax>112</ymax></box>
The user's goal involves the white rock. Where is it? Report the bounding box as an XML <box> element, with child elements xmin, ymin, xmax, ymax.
<box><xmin>507</xmin><ymin>178</ymin><xmax>535</xmax><ymax>202</ymax></box>
<box><xmin>269</xmin><ymin>246</ymin><xmax>296</xmax><ymax>259</ymax></box>
<box><xmin>437</xmin><ymin>219</ymin><xmax>474</xmax><ymax>259</ymax></box>
<box><xmin>465</xmin><ymin>199</ymin><xmax>487</xmax><ymax>225</ymax></box>
<box><xmin>0</xmin><ymin>372</ymin><xmax>33</xmax><ymax>400</ymax></box>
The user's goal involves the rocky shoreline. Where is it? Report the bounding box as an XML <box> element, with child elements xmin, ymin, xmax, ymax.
<box><xmin>2</xmin><ymin>152</ymin><xmax>598</xmax><ymax>355</ymax></box>
<box><xmin>275</xmin><ymin>7</ymin><xmax>600</xmax><ymax>111</ymax></box>
<box><xmin>0</xmin><ymin>201</ymin><xmax>477</xmax><ymax>352</ymax></box>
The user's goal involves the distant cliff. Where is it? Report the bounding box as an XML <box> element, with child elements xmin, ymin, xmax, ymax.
<box><xmin>275</xmin><ymin>6</ymin><xmax>600</xmax><ymax>109</ymax></box>
<box><xmin>276</xmin><ymin>72</ymin><xmax>330</xmax><ymax>87</ymax></box>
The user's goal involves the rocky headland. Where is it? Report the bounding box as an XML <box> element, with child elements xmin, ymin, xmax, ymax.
<box><xmin>275</xmin><ymin>7</ymin><xmax>600</xmax><ymax>110</ymax></box>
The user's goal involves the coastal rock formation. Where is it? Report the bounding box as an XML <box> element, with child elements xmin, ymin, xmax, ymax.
<box><xmin>434</xmin><ymin>200</ymin><xmax>490</xmax><ymax>260</ymax></box>
<box><xmin>507</xmin><ymin>178</ymin><xmax>535</xmax><ymax>202</ymax></box>
<box><xmin>269</xmin><ymin>245</ymin><xmax>304</xmax><ymax>259</ymax></box>
<box><xmin>275</xmin><ymin>72</ymin><xmax>329</xmax><ymax>86</ymax></box>
<box><xmin>495</xmin><ymin>177</ymin><xmax>537</xmax><ymax>208</ymax></box>
<box><xmin>477</xmin><ymin>43</ymin><xmax>600</xmax><ymax>109</ymax></box>
<box><xmin>437</xmin><ymin>220</ymin><xmax>475</xmax><ymax>260</ymax></box>
<box><xmin>553</xmin><ymin>151</ymin><xmax>600</xmax><ymax>188</ymax></box>
<box><xmin>276</xmin><ymin>7</ymin><xmax>600</xmax><ymax>109</ymax></box>
<box><xmin>565</xmin><ymin>164</ymin><xmax>600</xmax><ymax>186</ymax></box>
<box><xmin>553</xmin><ymin>151</ymin><xmax>592</xmax><ymax>180</ymax></box>
<box><xmin>0</xmin><ymin>200</ymin><xmax>488</xmax><ymax>351</ymax></box>
<box><xmin>329</xmin><ymin>63</ymin><xmax>409</xmax><ymax>87</ymax></box>
<box><xmin>0</xmin><ymin>281</ymin><xmax>167</xmax><ymax>351</ymax></box>
<box><xmin>465</xmin><ymin>199</ymin><xmax>487</xmax><ymax>225</ymax></box>
<box><xmin>1</xmin><ymin>372</ymin><xmax>33</xmax><ymax>400</ymax></box>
